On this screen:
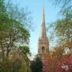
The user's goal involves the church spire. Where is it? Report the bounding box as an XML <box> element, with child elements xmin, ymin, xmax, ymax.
<box><xmin>38</xmin><ymin>1</ymin><xmax>49</xmax><ymax>72</ymax></box>
<box><xmin>41</xmin><ymin>1</ymin><xmax>46</xmax><ymax>38</ymax></box>
<box><xmin>38</xmin><ymin>0</ymin><xmax>49</xmax><ymax>55</ymax></box>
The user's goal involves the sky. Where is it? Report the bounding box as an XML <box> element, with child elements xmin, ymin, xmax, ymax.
<box><xmin>9</xmin><ymin>0</ymin><xmax>61</xmax><ymax>58</ymax></box>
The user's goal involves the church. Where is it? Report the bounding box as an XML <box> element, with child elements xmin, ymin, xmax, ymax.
<box><xmin>38</xmin><ymin>3</ymin><xmax>50</xmax><ymax>72</ymax></box>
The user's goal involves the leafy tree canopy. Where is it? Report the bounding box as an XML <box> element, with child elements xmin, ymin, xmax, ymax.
<box><xmin>31</xmin><ymin>55</ymin><xmax>43</xmax><ymax>72</ymax></box>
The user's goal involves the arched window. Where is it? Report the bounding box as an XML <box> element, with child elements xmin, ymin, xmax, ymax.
<box><xmin>42</xmin><ymin>46</ymin><xmax>45</xmax><ymax>53</ymax></box>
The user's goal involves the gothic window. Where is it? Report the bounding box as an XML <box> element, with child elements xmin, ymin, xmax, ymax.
<box><xmin>42</xmin><ymin>46</ymin><xmax>45</xmax><ymax>53</ymax></box>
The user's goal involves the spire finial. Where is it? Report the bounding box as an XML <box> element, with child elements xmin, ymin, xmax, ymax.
<box><xmin>41</xmin><ymin>0</ymin><xmax>46</xmax><ymax>38</ymax></box>
<box><xmin>42</xmin><ymin>0</ymin><xmax>44</xmax><ymax>8</ymax></box>
<box><xmin>42</xmin><ymin>0</ymin><xmax>45</xmax><ymax>23</ymax></box>
<box><xmin>42</xmin><ymin>0</ymin><xmax>44</xmax><ymax>13</ymax></box>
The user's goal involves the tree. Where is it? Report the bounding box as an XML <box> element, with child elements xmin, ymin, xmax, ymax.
<box><xmin>47</xmin><ymin>0</ymin><xmax>72</xmax><ymax>72</ymax></box>
<box><xmin>31</xmin><ymin>56</ymin><xmax>43</xmax><ymax>72</ymax></box>
<box><xmin>19</xmin><ymin>45</ymin><xmax>31</xmax><ymax>72</ymax></box>
<box><xmin>0</xmin><ymin>0</ymin><xmax>30</xmax><ymax>61</ymax></box>
<box><xmin>52</xmin><ymin>0</ymin><xmax>72</xmax><ymax>15</ymax></box>
<box><xmin>0</xmin><ymin>0</ymin><xmax>31</xmax><ymax>72</ymax></box>
<box><xmin>48</xmin><ymin>45</ymin><xmax>65</xmax><ymax>72</ymax></box>
<box><xmin>54</xmin><ymin>17</ymin><xmax>72</xmax><ymax>52</ymax></box>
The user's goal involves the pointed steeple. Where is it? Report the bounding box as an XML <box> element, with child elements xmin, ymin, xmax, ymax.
<box><xmin>38</xmin><ymin>1</ymin><xmax>49</xmax><ymax>72</ymax></box>
<box><xmin>38</xmin><ymin>0</ymin><xmax>49</xmax><ymax>55</ymax></box>
<box><xmin>41</xmin><ymin>1</ymin><xmax>46</xmax><ymax>38</ymax></box>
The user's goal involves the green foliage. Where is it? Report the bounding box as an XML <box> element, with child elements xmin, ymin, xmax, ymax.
<box><xmin>53</xmin><ymin>0</ymin><xmax>72</xmax><ymax>13</ymax></box>
<box><xmin>19</xmin><ymin>45</ymin><xmax>30</xmax><ymax>55</ymax></box>
<box><xmin>54</xmin><ymin>12</ymin><xmax>72</xmax><ymax>50</ymax></box>
<box><xmin>48</xmin><ymin>0</ymin><xmax>72</xmax><ymax>52</ymax></box>
<box><xmin>31</xmin><ymin>56</ymin><xmax>43</xmax><ymax>72</ymax></box>
<box><xmin>19</xmin><ymin>45</ymin><xmax>31</xmax><ymax>72</ymax></box>
<box><xmin>0</xmin><ymin>0</ymin><xmax>31</xmax><ymax>72</ymax></box>
<box><xmin>47</xmin><ymin>0</ymin><xmax>72</xmax><ymax>72</ymax></box>
<box><xmin>19</xmin><ymin>63</ymin><xmax>27</xmax><ymax>72</ymax></box>
<box><xmin>55</xmin><ymin>18</ymin><xmax>72</xmax><ymax>36</ymax></box>
<box><xmin>19</xmin><ymin>61</ymin><xmax>31</xmax><ymax>72</ymax></box>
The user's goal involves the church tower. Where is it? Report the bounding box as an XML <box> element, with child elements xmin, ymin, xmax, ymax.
<box><xmin>38</xmin><ymin>1</ymin><xmax>49</xmax><ymax>57</ymax></box>
<box><xmin>38</xmin><ymin>1</ymin><xmax>49</xmax><ymax>72</ymax></box>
